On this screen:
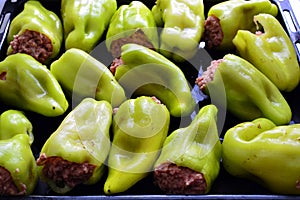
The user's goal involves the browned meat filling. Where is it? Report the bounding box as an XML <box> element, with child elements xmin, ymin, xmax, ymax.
<box><xmin>0</xmin><ymin>166</ymin><xmax>26</xmax><ymax>196</ymax></box>
<box><xmin>9</xmin><ymin>29</ymin><xmax>53</xmax><ymax>63</ymax></box>
<box><xmin>0</xmin><ymin>72</ymin><xmax>6</xmax><ymax>80</ymax></box>
<box><xmin>203</xmin><ymin>15</ymin><xmax>224</xmax><ymax>49</ymax></box>
<box><xmin>110</xmin><ymin>57</ymin><xmax>124</xmax><ymax>75</ymax></box>
<box><xmin>154</xmin><ymin>162</ymin><xmax>207</xmax><ymax>194</ymax></box>
<box><xmin>36</xmin><ymin>153</ymin><xmax>96</xmax><ymax>189</ymax></box>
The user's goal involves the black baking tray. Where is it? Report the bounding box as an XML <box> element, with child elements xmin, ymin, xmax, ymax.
<box><xmin>0</xmin><ymin>0</ymin><xmax>300</xmax><ymax>199</ymax></box>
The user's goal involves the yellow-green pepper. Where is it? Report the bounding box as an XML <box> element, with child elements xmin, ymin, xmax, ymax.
<box><xmin>61</xmin><ymin>0</ymin><xmax>117</xmax><ymax>52</ymax></box>
<box><xmin>153</xmin><ymin>104</ymin><xmax>221</xmax><ymax>194</ymax></box>
<box><xmin>37</xmin><ymin>98</ymin><xmax>112</xmax><ymax>194</ymax></box>
<box><xmin>196</xmin><ymin>54</ymin><xmax>291</xmax><ymax>125</ymax></box>
<box><xmin>0</xmin><ymin>53</ymin><xmax>69</xmax><ymax>117</ymax></box>
<box><xmin>233</xmin><ymin>13</ymin><xmax>300</xmax><ymax>92</ymax></box>
<box><xmin>0</xmin><ymin>134</ymin><xmax>38</xmax><ymax>195</ymax></box>
<box><xmin>152</xmin><ymin>0</ymin><xmax>205</xmax><ymax>61</ymax></box>
<box><xmin>114</xmin><ymin>43</ymin><xmax>196</xmax><ymax>117</ymax></box>
<box><xmin>7</xmin><ymin>0</ymin><xmax>63</xmax><ymax>64</ymax></box>
<box><xmin>222</xmin><ymin>118</ymin><xmax>300</xmax><ymax>194</ymax></box>
<box><xmin>104</xmin><ymin>96</ymin><xmax>170</xmax><ymax>194</ymax></box>
<box><xmin>50</xmin><ymin>48</ymin><xmax>126</xmax><ymax>108</ymax></box>
<box><xmin>106</xmin><ymin>1</ymin><xmax>159</xmax><ymax>58</ymax></box>
<box><xmin>0</xmin><ymin>110</ymin><xmax>33</xmax><ymax>145</ymax></box>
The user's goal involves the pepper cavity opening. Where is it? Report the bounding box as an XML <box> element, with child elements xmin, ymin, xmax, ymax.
<box><xmin>0</xmin><ymin>72</ymin><xmax>7</xmax><ymax>80</ymax></box>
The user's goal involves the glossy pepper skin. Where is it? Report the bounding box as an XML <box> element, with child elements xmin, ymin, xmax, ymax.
<box><xmin>0</xmin><ymin>110</ymin><xmax>33</xmax><ymax>145</ymax></box>
<box><xmin>7</xmin><ymin>0</ymin><xmax>63</xmax><ymax>64</ymax></box>
<box><xmin>0</xmin><ymin>134</ymin><xmax>38</xmax><ymax>195</ymax></box>
<box><xmin>233</xmin><ymin>13</ymin><xmax>300</xmax><ymax>92</ymax></box>
<box><xmin>222</xmin><ymin>118</ymin><xmax>300</xmax><ymax>194</ymax></box>
<box><xmin>115</xmin><ymin>43</ymin><xmax>196</xmax><ymax>117</ymax></box>
<box><xmin>37</xmin><ymin>98</ymin><xmax>112</xmax><ymax>194</ymax></box>
<box><xmin>151</xmin><ymin>0</ymin><xmax>205</xmax><ymax>61</ymax></box>
<box><xmin>103</xmin><ymin>96</ymin><xmax>170</xmax><ymax>195</ymax></box>
<box><xmin>50</xmin><ymin>48</ymin><xmax>126</xmax><ymax>108</ymax></box>
<box><xmin>106</xmin><ymin>1</ymin><xmax>159</xmax><ymax>57</ymax></box>
<box><xmin>61</xmin><ymin>0</ymin><xmax>117</xmax><ymax>52</ymax></box>
<box><xmin>196</xmin><ymin>54</ymin><xmax>292</xmax><ymax>125</ymax></box>
<box><xmin>0</xmin><ymin>53</ymin><xmax>69</xmax><ymax>117</ymax></box>
<box><xmin>153</xmin><ymin>104</ymin><xmax>221</xmax><ymax>194</ymax></box>
<box><xmin>205</xmin><ymin>0</ymin><xmax>278</xmax><ymax>50</ymax></box>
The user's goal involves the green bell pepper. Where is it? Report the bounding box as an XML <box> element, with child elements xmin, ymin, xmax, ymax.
<box><xmin>37</xmin><ymin>98</ymin><xmax>112</xmax><ymax>194</ymax></box>
<box><xmin>106</xmin><ymin>1</ymin><xmax>159</xmax><ymax>58</ymax></box>
<box><xmin>233</xmin><ymin>13</ymin><xmax>300</xmax><ymax>92</ymax></box>
<box><xmin>0</xmin><ymin>110</ymin><xmax>33</xmax><ymax>144</ymax></box>
<box><xmin>195</xmin><ymin>54</ymin><xmax>291</xmax><ymax>125</ymax></box>
<box><xmin>153</xmin><ymin>104</ymin><xmax>221</xmax><ymax>194</ymax></box>
<box><xmin>204</xmin><ymin>0</ymin><xmax>278</xmax><ymax>50</ymax></box>
<box><xmin>114</xmin><ymin>43</ymin><xmax>196</xmax><ymax>117</ymax></box>
<box><xmin>222</xmin><ymin>118</ymin><xmax>300</xmax><ymax>194</ymax></box>
<box><xmin>0</xmin><ymin>134</ymin><xmax>38</xmax><ymax>195</ymax></box>
<box><xmin>7</xmin><ymin>0</ymin><xmax>63</xmax><ymax>64</ymax></box>
<box><xmin>151</xmin><ymin>0</ymin><xmax>205</xmax><ymax>61</ymax></box>
<box><xmin>103</xmin><ymin>96</ymin><xmax>170</xmax><ymax>194</ymax></box>
<box><xmin>61</xmin><ymin>0</ymin><xmax>117</xmax><ymax>52</ymax></box>
<box><xmin>50</xmin><ymin>48</ymin><xmax>127</xmax><ymax>108</ymax></box>
<box><xmin>0</xmin><ymin>53</ymin><xmax>69</xmax><ymax>117</ymax></box>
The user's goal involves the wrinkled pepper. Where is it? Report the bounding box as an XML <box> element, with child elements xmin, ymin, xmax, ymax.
<box><xmin>114</xmin><ymin>43</ymin><xmax>196</xmax><ymax>117</ymax></box>
<box><xmin>104</xmin><ymin>96</ymin><xmax>170</xmax><ymax>195</ymax></box>
<box><xmin>151</xmin><ymin>0</ymin><xmax>205</xmax><ymax>61</ymax></box>
<box><xmin>106</xmin><ymin>1</ymin><xmax>159</xmax><ymax>58</ymax></box>
<box><xmin>0</xmin><ymin>110</ymin><xmax>33</xmax><ymax>145</ymax></box>
<box><xmin>204</xmin><ymin>0</ymin><xmax>278</xmax><ymax>50</ymax></box>
<box><xmin>61</xmin><ymin>0</ymin><xmax>117</xmax><ymax>52</ymax></box>
<box><xmin>50</xmin><ymin>48</ymin><xmax>126</xmax><ymax>108</ymax></box>
<box><xmin>222</xmin><ymin>118</ymin><xmax>300</xmax><ymax>194</ymax></box>
<box><xmin>153</xmin><ymin>104</ymin><xmax>221</xmax><ymax>194</ymax></box>
<box><xmin>195</xmin><ymin>54</ymin><xmax>291</xmax><ymax>125</ymax></box>
<box><xmin>0</xmin><ymin>134</ymin><xmax>38</xmax><ymax>195</ymax></box>
<box><xmin>233</xmin><ymin>13</ymin><xmax>300</xmax><ymax>92</ymax></box>
<box><xmin>0</xmin><ymin>53</ymin><xmax>69</xmax><ymax>117</ymax></box>
<box><xmin>37</xmin><ymin>98</ymin><xmax>112</xmax><ymax>194</ymax></box>
<box><xmin>7</xmin><ymin>0</ymin><xmax>63</xmax><ymax>64</ymax></box>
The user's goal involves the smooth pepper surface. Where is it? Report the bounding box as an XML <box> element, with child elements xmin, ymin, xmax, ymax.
<box><xmin>0</xmin><ymin>53</ymin><xmax>69</xmax><ymax>117</ymax></box>
<box><xmin>222</xmin><ymin>118</ymin><xmax>300</xmax><ymax>194</ymax></box>
<box><xmin>233</xmin><ymin>13</ymin><xmax>300</xmax><ymax>92</ymax></box>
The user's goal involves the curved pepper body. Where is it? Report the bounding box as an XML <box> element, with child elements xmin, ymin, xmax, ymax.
<box><xmin>154</xmin><ymin>104</ymin><xmax>221</xmax><ymax>194</ymax></box>
<box><xmin>103</xmin><ymin>96</ymin><xmax>170</xmax><ymax>194</ymax></box>
<box><xmin>0</xmin><ymin>110</ymin><xmax>33</xmax><ymax>144</ymax></box>
<box><xmin>222</xmin><ymin>118</ymin><xmax>300</xmax><ymax>194</ymax></box>
<box><xmin>115</xmin><ymin>43</ymin><xmax>196</xmax><ymax>117</ymax></box>
<box><xmin>106</xmin><ymin>1</ymin><xmax>158</xmax><ymax>57</ymax></box>
<box><xmin>7</xmin><ymin>0</ymin><xmax>63</xmax><ymax>64</ymax></box>
<box><xmin>197</xmin><ymin>54</ymin><xmax>291</xmax><ymax>125</ymax></box>
<box><xmin>0</xmin><ymin>134</ymin><xmax>38</xmax><ymax>195</ymax></box>
<box><xmin>233</xmin><ymin>13</ymin><xmax>300</xmax><ymax>92</ymax></box>
<box><xmin>0</xmin><ymin>53</ymin><xmax>69</xmax><ymax>117</ymax></box>
<box><xmin>152</xmin><ymin>0</ymin><xmax>205</xmax><ymax>61</ymax></box>
<box><xmin>50</xmin><ymin>48</ymin><xmax>126</xmax><ymax>108</ymax></box>
<box><xmin>205</xmin><ymin>0</ymin><xmax>278</xmax><ymax>50</ymax></box>
<box><xmin>61</xmin><ymin>0</ymin><xmax>117</xmax><ymax>52</ymax></box>
<box><xmin>37</xmin><ymin>98</ymin><xmax>112</xmax><ymax>193</ymax></box>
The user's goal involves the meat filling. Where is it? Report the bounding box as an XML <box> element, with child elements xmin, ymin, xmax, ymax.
<box><xmin>0</xmin><ymin>166</ymin><xmax>26</xmax><ymax>196</ymax></box>
<box><xmin>154</xmin><ymin>162</ymin><xmax>207</xmax><ymax>194</ymax></box>
<box><xmin>0</xmin><ymin>72</ymin><xmax>6</xmax><ymax>80</ymax></box>
<box><xmin>36</xmin><ymin>153</ymin><xmax>96</xmax><ymax>189</ymax></box>
<box><xmin>10</xmin><ymin>29</ymin><xmax>53</xmax><ymax>63</ymax></box>
<box><xmin>110</xmin><ymin>57</ymin><xmax>124</xmax><ymax>75</ymax></box>
<box><xmin>203</xmin><ymin>15</ymin><xmax>224</xmax><ymax>49</ymax></box>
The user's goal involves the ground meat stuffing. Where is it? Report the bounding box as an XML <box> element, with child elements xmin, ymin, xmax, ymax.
<box><xmin>0</xmin><ymin>72</ymin><xmax>6</xmax><ymax>80</ymax></box>
<box><xmin>110</xmin><ymin>28</ymin><xmax>155</xmax><ymax>58</ymax></box>
<box><xmin>195</xmin><ymin>59</ymin><xmax>223</xmax><ymax>90</ymax></box>
<box><xmin>0</xmin><ymin>166</ymin><xmax>26</xmax><ymax>196</ymax></box>
<box><xmin>36</xmin><ymin>153</ymin><xmax>96</xmax><ymax>189</ymax></box>
<box><xmin>110</xmin><ymin>57</ymin><xmax>124</xmax><ymax>75</ymax></box>
<box><xmin>203</xmin><ymin>15</ymin><xmax>224</xmax><ymax>49</ymax></box>
<box><xmin>154</xmin><ymin>162</ymin><xmax>207</xmax><ymax>194</ymax></box>
<box><xmin>10</xmin><ymin>29</ymin><xmax>53</xmax><ymax>63</ymax></box>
